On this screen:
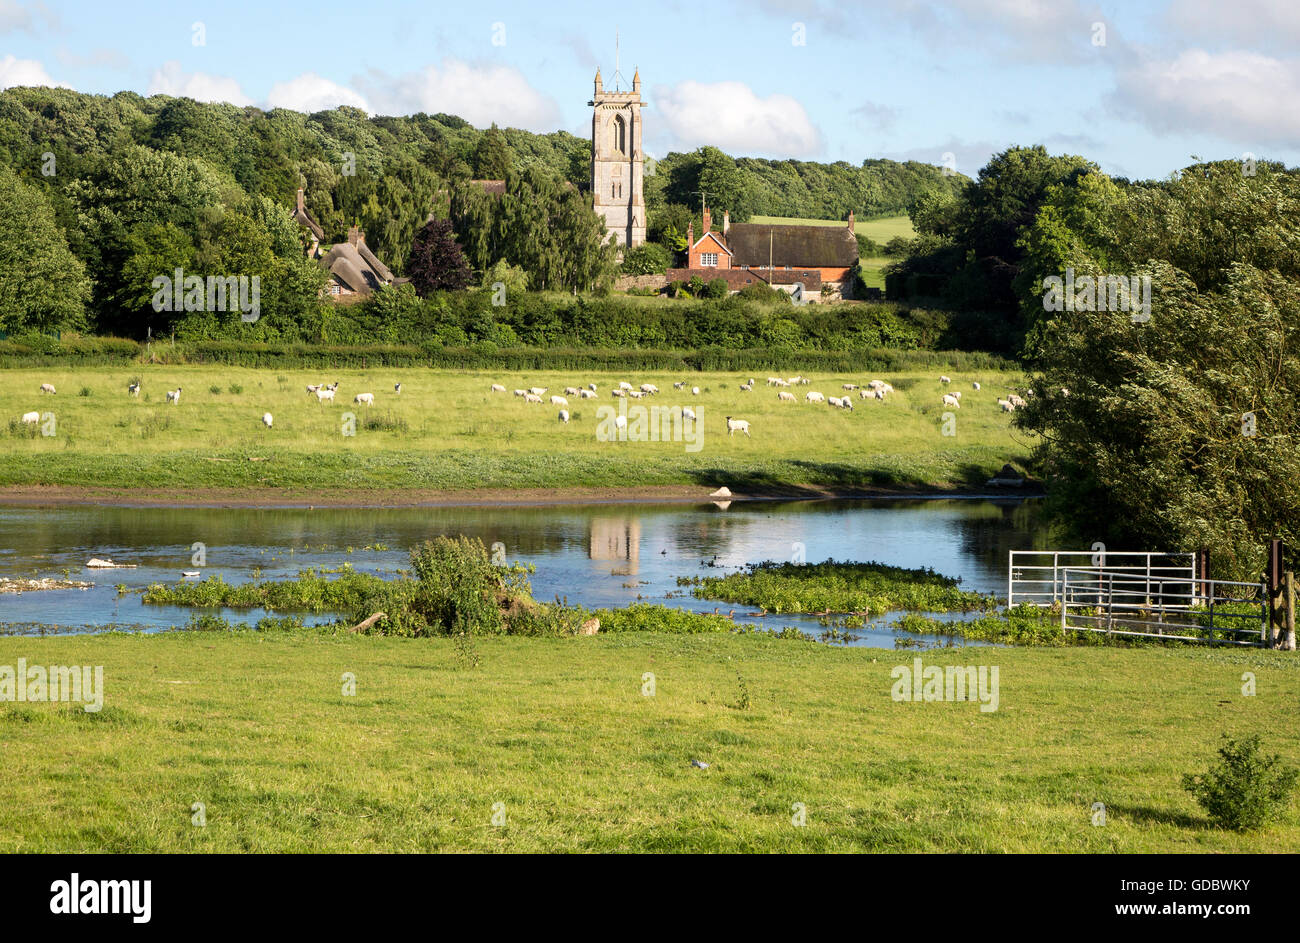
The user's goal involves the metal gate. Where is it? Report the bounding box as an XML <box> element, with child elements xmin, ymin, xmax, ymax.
<box><xmin>1008</xmin><ymin>550</ymin><xmax>1196</xmax><ymax>608</ymax></box>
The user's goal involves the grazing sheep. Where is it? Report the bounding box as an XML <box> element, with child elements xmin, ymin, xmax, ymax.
<box><xmin>39</xmin><ymin>383</ymin><xmax>55</xmax><ymax>394</ymax></box>
<box><xmin>613</xmin><ymin>415</ymin><xmax>627</xmax><ymax>433</ymax></box>
<box><xmin>767</xmin><ymin>377</ymin><xmax>781</xmax><ymax>386</ymax></box>
<box><xmin>578</xmin><ymin>388</ymin><xmax>596</xmax><ymax>399</ymax></box>
<box><xmin>394</xmin><ymin>383</ymin><xmax>402</xmax><ymax>395</ymax></box>
<box><xmin>558</xmin><ymin>409</ymin><xmax>570</xmax><ymax>423</ymax></box>
<box><xmin>942</xmin><ymin>393</ymin><xmax>960</xmax><ymax>409</ymax></box>
<box><xmin>306</xmin><ymin>384</ymin><xmax>321</xmax><ymax>394</ymax></box>
<box><xmin>628</xmin><ymin>390</ymin><xmax>645</xmax><ymax>399</ymax></box>
<box><xmin>858</xmin><ymin>389</ymin><xmax>871</xmax><ymax>400</ymax></box>
<box><xmin>1008</xmin><ymin>394</ymin><xmax>1026</xmax><ymax>408</ymax></box>
<box><xmin>354</xmin><ymin>393</ymin><xmax>375</xmax><ymax>406</ymax></box>
<box><xmin>805</xmin><ymin>391</ymin><xmax>825</xmax><ymax>403</ymax></box>
<box><xmin>640</xmin><ymin>383</ymin><xmax>659</xmax><ymax>395</ymax></box>
<box><xmin>940</xmin><ymin>375</ymin><xmax>952</xmax><ymax>384</ymax></box>
<box><xmin>998</xmin><ymin>399</ymin><xmax>1015</xmax><ymax>412</ymax></box>
<box><xmin>550</xmin><ymin>395</ymin><xmax>568</xmax><ymax>406</ymax></box>
<box><xmin>842</xmin><ymin>383</ymin><xmax>858</xmax><ymax>391</ymax></box>
<box><xmin>490</xmin><ymin>384</ymin><xmax>507</xmax><ymax>393</ymax></box>
<box><xmin>777</xmin><ymin>391</ymin><xmax>796</xmax><ymax>402</ymax></box>
<box><xmin>262</xmin><ymin>412</ymin><xmax>273</xmax><ymax>428</ymax></box>
<box><xmin>867</xmin><ymin>379</ymin><xmax>887</xmax><ymax>391</ymax></box>
<box><xmin>739</xmin><ymin>382</ymin><xmax>753</xmax><ymax>392</ymax></box>
<box><xmin>952</xmin><ymin>391</ymin><xmax>962</xmax><ymax>399</ymax></box>
<box><xmin>673</xmin><ymin>381</ymin><xmax>686</xmax><ymax>390</ymax></box>
<box><xmin>972</xmin><ymin>381</ymin><xmax>981</xmax><ymax>391</ymax></box>
<box><xmin>563</xmin><ymin>387</ymin><xmax>580</xmax><ymax>396</ymax></box>
<box><xmin>681</xmin><ymin>407</ymin><xmax>697</xmax><ymax>421</ymax></box>
<box><xmin>513</xmin><ymin>389</ymin><xmax>527</xmax><ymax>397</ymax></box>
<box><xmin>315</xmin><ymin>388</ymin><xmax>335</xmax><ymax>403</ymax></box>
<box><xmin>611</xmin><ymin>388</ymin><xmax>626</xmax><ymax>397</ymax></box>
<box><xmin>166</xmin><ymin>388</ymin><xmax>182</xmax><ymax>405</ymax></box>
<box><xmin>618</xmin><ymin>381</ymin><xmax>633</xmax><ymax>391</ymax></box>
<box><xmin>528</xmin><ymin>387</ymin><xmax>547</xmax><ymax>396</ymax></box>
<box><xmin>725</xmin><ymin>416</ymin><xmax>751</xmax><ymax>437</ymax></box>
<box><xmin>691</xmin><ymin>387</ymin><xmax>700</xmax><ymax>396</ymax></box>
<box><xmin>588</xmin><ymin>383</ymin><xmax>597</xmax><ymax>392</ymax></box>
<box><xmin>828</xmin><ymin>396</ymin><xmax>844</xmax><ymax>408</ymax></box>
<box><xmin>874</xmin><ymin>389</ymin><xmax>886</xmax><ymax>400</ymax></box>
<box><xmin>524</xmin><ymin>393</ymin><xmax>542</xmax><ymax>404</ymax></box>
<box><xmin>128</xmin><ymin>381</ymin><xmax>140</xmax><ymax>397</ymax></box>
<box><xmin>21</xmin><ymin>411</ymin><xmax>39</xmax><ymax>424</ymax></box>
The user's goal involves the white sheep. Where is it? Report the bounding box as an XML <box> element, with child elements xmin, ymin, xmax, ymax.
<box><xmin>513</xmin><ymin>389</ymin><xmax>527</xmax><ymax>397</ymax></box>
<box><xmin>940</xmin><ymin>375</ymin><xmax>952</xmax><ymax>384</ymax></box>
<box><xmin>842</xmin><ymin>383</ymin><xmax>858</xmax><ymax>391</ymax></box>
<box><xmin>262</xmin><ymin>412</ymin><xmax>273</xmax><ymax>428</ymax></box>
<box><xmin>998</xmin><ymin>399</ymin><xmax>1015</xmax><ymax>412</ymax></box>
<box><xmin>805</xmin><ymin>391</ymin><xmax>825</xmax><ymax>403</ymax></box>
<box><xmin>166</xmin><ymin>388</ymin><xmax>182</xmax><ymax>405</ymax></box>
<box><xmin>524</xmin><ymin>393</ymin><xmax>542</xmax><ymax>404</ymax></box>
<box><xmin>611</xmin><ymin>388</ymin><xmax>626</xmax><ymax>397</ymax></box>
<box><xmin>640</xmin><ymin>383</ymin><xmax>659</xmax><ymax>395</ymax></box>
<box><xmin>529</xmin><ymin>387</ymin><xmax>547</xmax><ymax>396</ymax></box>
<box><xmin>613</xmin><ymin>415</ymin><xmax>628</xmax><ymax>433</ymax></box>
<box><xmin>306</xmin><ymin>384</ymin><xmax>321</xmax><ymax>394</ymax></box>
<box><xmin>952</xmin><ymin>391</ymin><xmax>962</xmax><ymax>399</ymax></box>
<box><xmin>491</xmin><ymin>384</ymin><xmax>507</xmax><ymax>393</ymax></box>
<box><xmin>681</xmin><ymin>407</ymin><xmax>697</xmax><ymax>421</ymax></box>
<box><xmin>21</xmin><ymin>411</ymin><xmax>39</xmax><ymax>424</ymax></box>
<box><xmin>394</xmin><ymin>383</ymin><xmax>402</xmax><ymax>395</ymax></box>
<box><xmin>858</xmin><ymin>389</ymin><xmax>872</xmax><ymax>400</ymax></box>
<box><xmin>354</xmin><ymin>393</ymin><xmax>375</xmax><ymax>406</ymax></box>
<box><xmin>828</xmin><ymin>396</ymin><xmax>844</xmax><ymax>408</ymax></box>
<box><xmin>39</xmin><ymin>383</ymin><xmax>55</xmax><ymax>394</ymax></box>
<box><xmin>563</xmin><ymin>386</ymin><xmax>580</xmax><ymax>396</ymax></box>
<box><xmin>315</xmin><ymin>388</ymin><xmax>334</xmax><ymax>403</ymax></box>
<box><xmin>618</xmin><ymin>381</ymin><xmax>633</xmax><ymax>391</ymax></box>
<box><xmin>725</xmin><ymin>416</ymin><xmax>751</xmax><ymax>437</ymax></box>
<box><xmin>777</xmin><ymin>391</ymin><xmax>796</xmax><ymax>402</ymax></box>
<box><xmin>942</xmin><ymin>393</ymin><xmax>960</xmax><ymax>409</ymax></box>
<box><xmin>1008</xmin><ymin>394</ymin><xmax>1026</xmax><ymax>408</ymax></box>
<box><xmin>588</xmin><ymin>383</ymin><xmax>597</xmax><ymax>392</ymax></box>
<box><xmin>578</xmin><ymin>388</ymin><xmax>596</xmax><ymax>399</ymax></box>
<box><xmin>673</xmin><ymin>381</ymin><xmax>686</xmax><ymax>389</ymax></box>
<box><xmin>558</xmin><ymin>409</ymin><xmax>570</xmax><ymax>423</ymax></box>
<box><xmin>972</xmin><ymin>382</ymin><xmax>981</xmax><ymax>391</ymax></box>
<box><xmin>550</xmin><ymin>395</ymin><xmax>568</xmax><ymax>406</ymax></box>
<box><xmin>628</xmin><ymin>390</ymin><xmax>645</xmax><ymax>399</ymax></box>
<box><xmin>691</xmin><ymin>387</ymin><xmax>700</xmax><ymax>396</ymax></box>
<box><xmin>739</xmin><ymin>382</ymin><xmax>753</xmax><ymax>392</ymax></box>
<box><xmin>128</xmin><ymin>381</ymin><xmax>140</xmax><ymax>397</ymax></box>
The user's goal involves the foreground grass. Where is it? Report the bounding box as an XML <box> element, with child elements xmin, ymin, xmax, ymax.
<box><xmin>0</xmin><ymin>365</ymin><xmax>1029</xmax><ymax>492</ymax></box>
<box><xmin>0</xmin><ymin>631</ymin><xmax>1294</xmax><ymax>852</ymax></box>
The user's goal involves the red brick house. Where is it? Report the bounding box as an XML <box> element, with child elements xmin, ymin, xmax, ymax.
<box><xmin>668</xmin><ymin>206</ymin><xmax>859</xmax><ymax>300</ymax></box>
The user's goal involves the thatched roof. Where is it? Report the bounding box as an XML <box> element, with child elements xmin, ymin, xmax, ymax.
<box><xmin>725</xmin><ymin>223</ymin><xmax>857</xmax><ymax>268</ymax></box>
<box><xmin>320</xmin><ymin>243</ymin><xmax>388</xmax><ymax>295</ymax></box>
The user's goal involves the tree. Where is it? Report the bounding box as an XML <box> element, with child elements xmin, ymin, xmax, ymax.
<box><xmin>407</xmin><ymin>218</ymin><xmax>471</xmax><ymax>295</ymax></box>
<box><xmin>0</xmin><ymin>167</ymin><xmax>92</xmax><ymax>333</ymax></box>
<box><xmin>471</xmin><ymin>123</ymin><xmax>513</xmax><ymax>180</ymax></box>
<box><xmin>621</xmin><ymin>243</ymin><xmax>671</xmax><ymax>276</ymax></box>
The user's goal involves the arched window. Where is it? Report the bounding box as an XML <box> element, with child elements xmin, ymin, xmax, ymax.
<box><xmin>612</xmin><ymin>114</ymin><xmax>626</xmax><ymax>155</ymax></box>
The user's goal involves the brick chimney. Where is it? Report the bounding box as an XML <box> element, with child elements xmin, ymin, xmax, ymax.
<box><xmin>686</xmin><ymin>220</ymin><xmax>694</xmax><ymax>246</ymax></box>
<box><xmin>702</xmin><ymin>206</ymin><xmax>711</xmax><ymax>234</ymax></box>
<box><xmin>723</xmin><ymin>210</ymin><xmax>730</xmax><ymax>235</ymax></box>
<box><xmin>847</xmin><ymin>210</ymin><xmax>855</xmax><ymax>231</ymax></box>
<box><xmin>347</xmin><ymin>225</ymin><xmax>363</xmax><ymax>247</ymax></box>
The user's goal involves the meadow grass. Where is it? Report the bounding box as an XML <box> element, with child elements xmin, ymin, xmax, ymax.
<box><xmin>0</xmin><ymin>365</ymin><xmax>1029</xmax><ymax>493</ymax></box>
<box><xmin>0</xmin><ymin>630</ymin><xmax>1293</xmax><ymax>852</ymax></box>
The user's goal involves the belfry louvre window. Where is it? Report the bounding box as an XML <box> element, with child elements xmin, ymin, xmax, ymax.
<box><xmin>701</xmin><ymin>252</ymin><xmax>718</xmax><ymax>267</ymax></box>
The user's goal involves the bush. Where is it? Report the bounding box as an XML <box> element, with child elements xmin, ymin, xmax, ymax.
<box><xmin>621</xmin><ymin>243</ymin><xmax>672</xmax><ymax>276</ymax></box>
<box><xmin>1182</xmin><ymin>734</ymin><xmax>1298</xmax><ymax>831</ymax></box>
<box><xmin>704</xmin><ymin>278</ymin><xmax>729</xmax><ymax>299</ymax></box>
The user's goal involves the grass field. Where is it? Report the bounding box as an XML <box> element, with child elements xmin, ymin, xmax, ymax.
<box><xmin>0</xmin><ymin>630</ymin><xmax>1294</xmax><ymax>852</ymax></box>
<box><xmin>749</xmin><ymin>214</ymin><xmax>916</xmax><ymax>290</ymax></box>
<box><xmin>0</xmin><ymin>364</ymin><xmax>1029</xmax><ymax>493</ymax></box>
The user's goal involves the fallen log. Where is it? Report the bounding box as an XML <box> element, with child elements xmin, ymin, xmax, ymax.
<box><xmin>348</xmin><ymin>612</ymin><xmax>387</xmax><ymax>634</ymax></box>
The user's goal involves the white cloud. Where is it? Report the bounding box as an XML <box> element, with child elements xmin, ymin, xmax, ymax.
<box><xmin>653</xmin><ymin>80</ymin><xmax>823</xmax><ymax>157</ymax></box>
<box><xmin>356</xmin><ymin>58</ymin><xmax>561</xmax><ymax>129</ymax></box>
<box><xmin>1164</xmin><ymin>0</ymin><xmax>1300</xmax><ymax>54</ymax></box>
<box><xmin>266</xmin><ymin>72</ymin><xmax>370</xmax><ymax>114</ymax></box>
<box><xmin>0</xmin><ymin>54</ymin><xmax>70</xmax><ymax>90</ymax></box>
<box><xmin>1110</xmin><ymin>49</ymin><xmax>1300</xmax><ymax>148</ymax></box>
<box><xmin>147</xmin><ymin>61</ymin><xmax>252</xmax><ymax>107</ymax></box>
<box><xmin>0</xmin><ymin>0</ymin><xmax>57</xmax><ymax>34</ymax></box>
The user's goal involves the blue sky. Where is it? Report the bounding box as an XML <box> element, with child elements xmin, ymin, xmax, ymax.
<box><xmin>3</xmin><ymin>0</ymin><xmax>1298</xmax><ymax>181</ymax></box>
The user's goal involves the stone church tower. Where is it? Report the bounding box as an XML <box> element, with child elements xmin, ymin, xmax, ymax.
<box><xmin>589</xmin><ymin>67</ymin><xmax>645</xmax><ymax>248</ymax></box>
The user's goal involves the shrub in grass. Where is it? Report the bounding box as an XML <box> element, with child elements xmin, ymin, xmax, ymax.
<box><xmin>361</xmin><ymin>412</ymin><xmax>408</xmax><ymax>433</ymax></box>
<box><xmin>228</xmin><ymin>383</ymin><xmax>243</xmax><ymax>394</ymax></box>
<box><xmin>78</xmin><ymin>386</ymin><xmax>92</xmax><ymax>397</ymax></box>
<box><xmin>1182</xmin><ymin>734</ymin><xmax>1298</xmax><ymax>832</ymax></box>
<box><xmin>7</xmin><ymin>419</ymin><xmax>40</xmax><ymax>439</ymax></box>
<box><xmin>209</xmin><ymin>385</ymin><xmax>222</xmax><ymax>394</ymax></box>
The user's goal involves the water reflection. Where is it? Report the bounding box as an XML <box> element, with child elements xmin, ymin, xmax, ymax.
<box><xmin>0</xmin><ymin>497</ymin><xmax>1050</xmax><ymax>646</ymax></box>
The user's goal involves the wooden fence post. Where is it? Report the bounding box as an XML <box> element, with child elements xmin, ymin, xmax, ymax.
<box><xmin>1267</xmin><ymin>539</ymin><xmax>1284</xmax><ymax>648</ymax></box>
<box><xmin>1196</xmin><ymin>547</ymin><xmax>1210</xmax><ymax>605</ymax></box>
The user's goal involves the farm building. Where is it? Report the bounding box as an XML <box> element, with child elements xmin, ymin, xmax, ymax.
<box><xmin>666</xmin><ymin>207</ymin><xmax>859</xmax><ymax>301</ymax></box>
<box><xmin>293</xmin><ymin>188</ymin><xmax>397</xmax><ymax>301</ymax></box>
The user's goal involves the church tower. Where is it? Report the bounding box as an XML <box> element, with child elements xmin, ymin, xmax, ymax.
<box><xmin>589</xmin><ymin>66</ymin><xmax>645</xmax><ymax>249</ymax></box>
